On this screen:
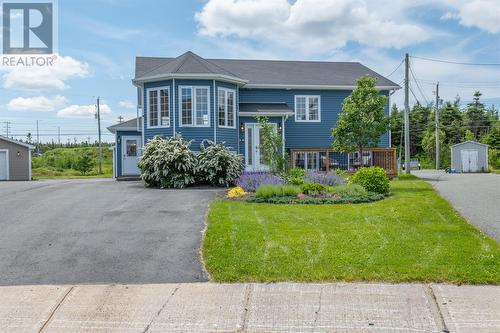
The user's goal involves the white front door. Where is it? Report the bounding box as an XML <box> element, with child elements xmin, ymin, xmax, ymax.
<box><xmin>122</xmin><ymin>136</ymin><xmax>142</xmax><ymax>175</ymax></box>
<box><xmin>244</xmin><ymin>123</ymin><xmax>267</xmax><ymax>171</ymax></box>
<box><xmin>461</xmin><ymin>149</ymin><xmax>478</xmax><ymax>172</ymax></box>
<box><xmin>0</xmin><ymin>151</ymin><xmax>8</xmax><ymax>180</ymax></box>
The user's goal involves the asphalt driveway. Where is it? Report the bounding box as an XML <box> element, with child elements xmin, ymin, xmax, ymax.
<box><xmin>0</xmin><ymin>179</ymin><xmax>218</xmax><ymax>285</ymax></box>
<box><xmin>414</xmin><ymin>170</ymin><xmax>500</xmax><ymax>241</ymax></box>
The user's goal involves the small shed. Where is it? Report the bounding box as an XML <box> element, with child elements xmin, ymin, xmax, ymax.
<box><xmin>0</xmin><ymin>135</ymin><xmax>35</xmax><ymax>181</ymax></box>
<box><xmin>451</xmin><ymin>141</ymin><xmax>489</xmax><ymax>173</ymax></box>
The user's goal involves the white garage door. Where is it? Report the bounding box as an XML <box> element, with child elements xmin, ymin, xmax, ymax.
<box><xmin>461</xmin><ymin>149</ymin><xmax>478</xmax><ymax>172</ymax></box>
<box><xmin>0</xmin><ymin>151</ymin><xmax>7</xmax><ymax>180</ymax></box>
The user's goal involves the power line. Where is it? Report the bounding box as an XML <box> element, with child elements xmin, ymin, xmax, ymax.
<box><xmin>386</xmin><ymin>58</ymin><xmax>404</xmax><ymax>77</ymax></box>
<box><xmin>409</xmin><ymin>62</ymin><xmax>430</xmax><ymax>105</ymax></box>
<box><xmin>410</xmin><ymin>55</ymin><xmax>500</xmax><ymax>66</ymax></box>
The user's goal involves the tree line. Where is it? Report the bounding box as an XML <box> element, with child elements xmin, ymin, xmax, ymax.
<box><xmin>390</xmin><ymin>91</ymin><xmax>500</xmax><ymax>169</ymax></box>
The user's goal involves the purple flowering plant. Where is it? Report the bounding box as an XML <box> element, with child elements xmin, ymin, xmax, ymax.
<box><xmin>236</xmin><ymin>172</ymin><xmax>286</xmax><ymax>192</ymax></box>
<box><xmin>304</xmin><ymin>170</ymin><xmax>346</xmax><ymax>186</ymax></box>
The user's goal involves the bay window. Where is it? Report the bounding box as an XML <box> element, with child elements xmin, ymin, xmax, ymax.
<box><xmin>218</xmin><ymin>87</ymin><xmax>236</xmax><ymax>128</ymax></box>
<box><xmin>295</xmin><ymin>95</ymin><xmax>320</xmax><ymax>122</ymax></box>
<box><xmin>180</xmin><ymin>86</ymin><xmax>210</xmax><ymax>127</ymax></box>
<box><xmin>148</xmin><ymin>87</ymin><xmax>169</xmax><ymax>127</ymax></box>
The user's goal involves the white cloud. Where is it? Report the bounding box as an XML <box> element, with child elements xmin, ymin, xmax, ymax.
<box><xmin>456</xmin><ymin>0</ymin><xmax>500</xmax><ymax>34</ymax></box>
<box><xmin>1</xmin><ymin>55</ymin><xmax>89</xmax><ymax>90</ymax></box>
<box><xmin>57</xmin><ymin>103</ymin><xmax>112</xmax><ymax>119</ymax></box>
<box><xmin>7</xmin><ymin>95</ymin><xmax>68</xmax><ymax>112</ymax></box>
<box><xmin>119</xmin><ymin>100</ymin><xmax>135</xmax><ymax>109</ymax></box>
<box><xmin>195</xmin><ymin>0</ymin><xmax>430</xmax><ymax>54</ymax></box>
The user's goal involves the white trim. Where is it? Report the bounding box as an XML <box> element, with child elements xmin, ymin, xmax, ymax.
<box><xmin>217</xmin><ymin>87</ymin><xmax>237</xmax><ymax>129</ymax></box>
<box><xmin>146</xmin><ymin>86</ymin><xmax>171</xmax><ymax>129</ymax></box>
<box><xmin>134</xmin><ymin>73</ymin><xmax>248</xmax><ymax>85</ymax></box>
<box><xmin>244</xmin><ymin>83</ymin><xmax>401</xmax><ymax>90</ymax></box>
<box><xmin>294</xmin><ymin>95</ymin><xmax>321</xmax><ymax>122</ymax></box>
<box><xmin>141</xmin><ymin>83</ymin><xmax>145</xmax><ymax>146</ymax></box>
<box><xmin>0</xmin><ymin>149</ymin><xmax>9</xmax><ymax>180</ymax></box>
<box><xmin>28</xmin><ymin>149</ymin><xmax>32</xmax><ymax>180</ymax></box>
<box><xmin>172</xmin><ymin>79</ymin><xmax>176</xmax><ymax>136</ymax></box>
<box><xmin>178</xmin><ymin>85</ymin><xmax>211</xmax><ymax>127</ymax></box>
<box><xmin>213</xmin><ymin>80</ymin><xmax>217</xmax><ymax>142</ymax></box>
<box><xmin>0</xmin><ymin>135</ymin><xmax>35</xmax><ymax>149</ymax></box>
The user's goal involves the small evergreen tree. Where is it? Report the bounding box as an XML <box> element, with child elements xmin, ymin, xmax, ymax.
<box><xmin>74</xmin><ymin>153</ymin><xmax>94</xmax><ymax>175</ymax></box>
<box><xmin>333</xmin><ymin>76</ymin><xmax>389</xmax><ymax>165</ymax></box>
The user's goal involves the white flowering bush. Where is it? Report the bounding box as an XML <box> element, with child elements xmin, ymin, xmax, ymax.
<box><xmin>138</xmin><ymin>135</ymin><xmax>197</xmax><ymax>188</ymax></box>
<box><xmin>196</xmin><ymin>140</ymin><xmax>244</xmax><ymax>187</ymax></box>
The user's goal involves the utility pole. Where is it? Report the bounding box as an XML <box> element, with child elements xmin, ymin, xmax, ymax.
<box><xmin>404</xmin><ymin>53</ymin><xmax>411</xmax><ymax>174</ymax></box>
<box><xmin>118</xmin><ymin>115</ymin><xmax>123</xmax><ymax>123</ymax></box>
<box><xmin>3</xmin><ymin>121</ymin><xmax>11</xmax><ymax>137</ymax></box>
<box><xmin>36</xmin><ymin>120</ymin><xmax>40</xmax><ymax>154</ymax></box>
<box><xmin>435</xmin><ymin>82</ymin><xmax>440</xmax><ymax>170</ymax></box>
<box><xmin>57</xmin><ymin>126</ymin><xmax>61</xmax><ymax>146</ymax></box>
<box><xmin>96</xmin><ymin>97</ymin><xmax>102</xmax><ymax>174</ymax></box>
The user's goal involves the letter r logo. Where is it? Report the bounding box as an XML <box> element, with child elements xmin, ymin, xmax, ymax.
<box><xmin>2</xmin><ymin>2</ymin><xmax>53</xmax><ymax>54</ymax></box>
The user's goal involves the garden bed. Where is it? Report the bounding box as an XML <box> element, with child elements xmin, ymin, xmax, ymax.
<box><xmin>245</xmin><ymin>192</ymin><xmax>384</xmax><ymax>204</ymax></box>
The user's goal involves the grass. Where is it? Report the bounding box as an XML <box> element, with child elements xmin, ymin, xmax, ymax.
<box><xmin>203</xmin><ymin>175</ymin><xmax>500</xmax><ymax>284</ymax></box>
<box><xmin>32</xmin><ymin>147</ymin><xmax>113</xmax><ymax>179</ymax></box>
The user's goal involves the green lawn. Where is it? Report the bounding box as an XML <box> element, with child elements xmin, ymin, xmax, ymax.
<box><xmin>202</xmin><ymin>175</ymin><xmax>499</xmax><ymax>284</ymax></box>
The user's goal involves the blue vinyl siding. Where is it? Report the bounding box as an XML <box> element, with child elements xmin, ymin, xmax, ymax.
<box><xmin>239</xmin><ymin>88</ymin><xmax>390</xmax><ymax>149</ymax></box>
<box><xmin>115</xmin><ymin>130</ymin><xmax>141</xmax><ymax>177</ymax></box>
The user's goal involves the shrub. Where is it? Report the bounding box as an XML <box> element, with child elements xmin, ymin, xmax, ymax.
<box><xmin>304</xmin><ymin>170</ymin><xmax>345</xmax><ymax>186</ymax></box>
<box><xmin>74</xmin><ymin>153</ymin><xmax>94</xmax><ymax>175</ymax></box>
<box><xmin>196</xmin><ymin>140</ymin><xmax>244</xmax><ymax>187</ymax></box>
<box><xmin>247</xmin><ymin>192</ymin><xmax>384</xmax><ymax>204</ymax></box>
<box><xmin>236</xmin><ymin>172</ymin><xmax>286</xmax><ymax>192</ymax></box>
<box><xmin>327</xmin><ymin>184</ymin><xmax>367</xmax><ymax>197</ymax></box>
<box><xmin>348</xmin><ymin>166</ymin><xmax>390</xmax><ymax>194</ymax></box>
<box><xmin>138</xmin><ymin>135</ymin><xmax>197</xmax><ymax>188</ymax></box>
<box><xmin>256</xmin><ymin>184</ymin><xmax>302</xmax><ymax>198</ymax></box>
<box><xmin>287</xmin><ymin>167</ymin><xmax>306</xmax><ymax>185</ymax></box>
<box><xmin>300</xmin><ymin>182</ymin><xmax>327</xmax><ymax>195</ymax></box>
<box><xmin>227</xmin><ymin>186</ymin><xmax>247</xmax><ymax>198</ymax></box>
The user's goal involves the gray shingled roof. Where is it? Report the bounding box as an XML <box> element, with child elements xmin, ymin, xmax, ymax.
<box><xmin>107</xmin><ymin>117</ymin><xmax>142</xmax><ymax>133</ymax></box>
<box><xmin>135</xmin><ymin>51</ymin><xmax>399</xmax><ymax>89</ymax></box>
<box><xmin>0</xmin><ymin>135</ymin><xmax>35</xmax><ymax>149</ymax></box>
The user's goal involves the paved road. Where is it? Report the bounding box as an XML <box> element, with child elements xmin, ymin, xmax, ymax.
<box><xmin>0</xmin><ymin>179</ymin><xmax>218</xmax><ymax>285</ymax></box>
<box><xmin>414</xmin><ymin>170</ymin><xmax>500</xmax><ymax>241</ymax></box>
<box><xmin>1</xmin><ymin>282</ymin><xmax>499</xmax><ymax>332</ymax></box>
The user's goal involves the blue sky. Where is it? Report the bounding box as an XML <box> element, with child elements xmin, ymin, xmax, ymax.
<box><xmin>1</xmin><ymin>0</ymin><xmax>499</xmax><ymax>143</ymax></box>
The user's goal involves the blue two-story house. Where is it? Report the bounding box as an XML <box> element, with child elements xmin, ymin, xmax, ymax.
<box><xmin>108</xmin><ymin>51</ymin><xmax>400</xmax><ymax>178</ymax></box>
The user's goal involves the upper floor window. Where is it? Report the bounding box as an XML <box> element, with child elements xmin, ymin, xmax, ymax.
<box><xmin>180</xmin><ymin>86</ymin><xmax>210</xmax><ymax>127</ymax></box>
<box><xmin>148</xmin><ymin>87</ymin><xmax>169</xmax><ymax>128</ymax></box>
<box><xmin>295</xmin><ymin>95</ymin><xmax>320</xmax><ymax>122</ymax></box>
<box><xmin>218</xmin><ymin>87</ymin><xmax>236</xmax><ymax>128</ymax></box>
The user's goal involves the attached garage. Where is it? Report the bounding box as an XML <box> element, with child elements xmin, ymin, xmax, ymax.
<box><xmin>0</xmin><ymin>135</ymin><xmax>35</xmax><ymax>181</ymax></box>
<box><xmin>451</xmin><ymin>141</ymin><xmax>489</xmax><ymax>173</ymax></box>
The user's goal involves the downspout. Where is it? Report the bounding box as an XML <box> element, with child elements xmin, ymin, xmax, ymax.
<box><xmin>282</xmin><ymin>115</ymin><xmax>286</xmax><ymax>156</ymax></box>
<box><xmin>213</xmin><ymin>80</ymin><xmax>216</xmax><ymax>143</ymax></box>
<box><xmin>173</xmin><ymin>78</ymin><xmax>176</xmax><ymax>136</ymax></box>
<box><xmin>237</xmin><ymin>85</ymin><xmax>240</xmax><ymax>154</ymax></box>
<box><xmin>141</xmin><ymin>83</ymin><xmax>145</xmax><ymax>148</ymax></box>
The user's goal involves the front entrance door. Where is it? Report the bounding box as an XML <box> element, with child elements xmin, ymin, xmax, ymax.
<box><xmin>245</xmin><ymin>123</ymin><xmax>267</xmax><ymax>171</ymax></box>
<box><xmin>122</xmin><ymin>136</ymin><xmax>142</xmax><ymax>175</ymax></box>
<box><xmin>461</xmin><ymin>149</ymin><xmax>478</xmax><ymax>172</ymax></box>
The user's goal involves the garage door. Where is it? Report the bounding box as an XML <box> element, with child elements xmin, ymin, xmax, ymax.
<box><xmin>0</xmin><ymin>151</ymin><xmax>7</xmax><ymax>180</ymax></box>
<box><xmin>461</xmin><ymin>149</ymin><xmax>478</xmax><ymax>172</ymax></box>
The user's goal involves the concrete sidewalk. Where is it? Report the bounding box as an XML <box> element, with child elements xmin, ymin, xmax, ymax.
<box><xmin>1</xmin><ymin>283</ymin><xmax>499</xmax><ymax>333</ymax></box>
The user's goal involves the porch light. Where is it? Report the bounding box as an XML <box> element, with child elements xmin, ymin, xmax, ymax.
<box><xmin>240</xmin><ymin>122</ymin><xmax>244</xmax><ymax>131</ymax></box>
<box><xmin>278</xmin><ymin>122</ymin><xmax>282</xmax><ymax>131</ymax></box>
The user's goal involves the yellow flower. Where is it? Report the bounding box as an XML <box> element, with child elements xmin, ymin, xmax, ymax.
<box><xmin>227</xmin><ymin>186</ymin><xmax>247</xmax><ymax>198</ymax></box>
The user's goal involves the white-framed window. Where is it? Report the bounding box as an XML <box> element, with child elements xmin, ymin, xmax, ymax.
<box><xmin>218</xmin><ymin>87</ymin><xmax>236</xmax><ymax>128</ymax></box>
<box><xmin>179</xmin><ymin>86</ymin><xmax>210</xmax><ymax>127</ymax></box>
<box><xmin>147</xmin><ymin>87</ymin><xmax>170</xmax><ymax>128</ymax></box>
<box><xmin>295</xmin><ymin>95</ymin><xmax>320</xmax><ymax>122</ymax></box>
